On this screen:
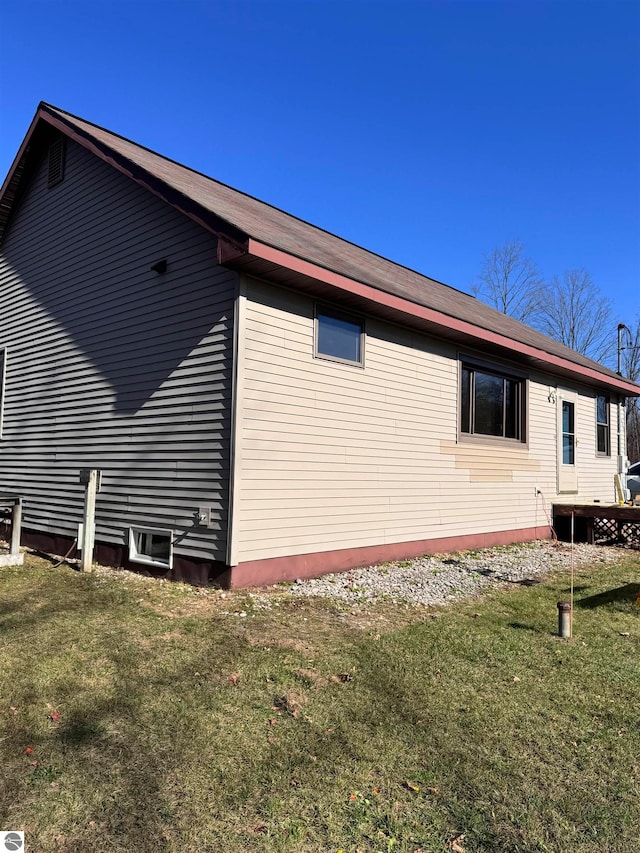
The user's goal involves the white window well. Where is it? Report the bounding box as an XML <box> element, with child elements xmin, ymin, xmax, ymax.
<box><xmin>129</xmin><ymin>527</ymin><xmax>173</xmax><ymax>569</ymax></box>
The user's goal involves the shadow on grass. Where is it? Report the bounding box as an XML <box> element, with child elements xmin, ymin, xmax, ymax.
<box><xmin>0</xmin><ymin>572</ymin><xmax>255</xmax><ymax>849</ymax></box>
<box><xmin>575</xmin><ymin>583</ymin><xmax>640</xmax><ymax>609</ymax></box>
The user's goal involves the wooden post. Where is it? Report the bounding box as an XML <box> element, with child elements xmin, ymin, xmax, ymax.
<box><xmin>81</xmin><ymin>470</ymin><xmax>99</xmax><ymax>572</ymax></box>
<box><xmin>10</xmin><ymin>498</ymin><xmax>21</xmax><ymax>558</ymax></box>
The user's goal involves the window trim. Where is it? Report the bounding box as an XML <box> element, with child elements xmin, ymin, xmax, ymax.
<box><xmin>314</xmin><ymin>303</ymin><xmax>365</xmax><ymax>367</ymax></box>
<box><xmin>128</xmin><ymin>526</ymin><xmax>173</xmax><ymax>569</ymax></box>
<box><xmin>458</xmin><ymin>355</ymin><xmax>528</xmax><ymax>445</ymax></box>
<box><xmin>595</xmin><ymin>394</ymin><xmax>610</xmax><ymax>456</ymax></box>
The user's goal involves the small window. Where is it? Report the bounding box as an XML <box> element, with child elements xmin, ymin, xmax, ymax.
<box><xmin>0</xmin><ymin>347</ymin><xmax>6</xmax><ymax>439</ymax></box>
<box><xmin>315</xmin><ymin>306</ymin><xmax>364</xmax><ymax>366</ymax></box>
<box><xmin>129</xmin><ymin>527</ymin><xmax>173</xmax><ymax>569</ymax></box>
<box><xmin>460</xmin><ymin>360</ymin><xmax>525</xmax><ymax>441</ymax></box>
<box><xmin>596</xmin><ymin>394</ymin><xmax>610</xmax><ymax>456</ymax></box>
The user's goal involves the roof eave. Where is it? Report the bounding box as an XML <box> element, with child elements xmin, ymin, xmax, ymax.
<box><xmin>219</xmin><ymin>237</ymin><xmax>640</xmax><ymax>398</ymax></box>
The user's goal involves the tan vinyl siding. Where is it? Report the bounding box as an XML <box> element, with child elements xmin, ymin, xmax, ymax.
<box><xmin>0</xmin><ymin>140</ymin><xmax>236</xmax><ymax>561</ymax></box>
<box><xmin>233</xmin><ymin>279</ymin><xmax>620</xmax><ymax>562</ymax></box>
<box><xmin>569</xmin><ymin>392</ymin><xmax>618</xmax><ymax>502</ymax></box>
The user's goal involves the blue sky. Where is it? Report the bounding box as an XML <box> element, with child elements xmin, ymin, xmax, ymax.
<box><xmin>1</xmin><ymin>0</ymin><xmax>638</xmax><ymax>332</ymax></box>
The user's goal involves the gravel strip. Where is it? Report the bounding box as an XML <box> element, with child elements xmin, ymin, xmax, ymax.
<box><xmin>287</xmin><ymin>541</ymin><xmax>623</xmax><ymax>607</ymax></box>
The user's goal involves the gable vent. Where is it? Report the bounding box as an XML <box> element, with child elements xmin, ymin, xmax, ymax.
<box><xmin>48</xmin><ymin>136</ymin><xmax>66</xmax><ymax>188</ymax></box>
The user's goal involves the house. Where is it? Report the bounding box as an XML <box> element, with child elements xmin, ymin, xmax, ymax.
<box><xmin>1</xmin><ymin>103</ymin><xmax>638</xmax><ymax>587</ymax></box>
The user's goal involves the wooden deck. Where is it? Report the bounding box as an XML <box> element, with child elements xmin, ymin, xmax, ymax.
<box><xmin>553</xmin><ymin>503</ymin><xmax>640</xmax><ymax>549</ymax></box>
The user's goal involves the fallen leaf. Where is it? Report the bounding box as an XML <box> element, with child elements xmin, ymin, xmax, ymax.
<box><xmin>427</xmin><ymin>786</ymin><xmax>440</xmax><ymax>795</ymax></box>
<box><xmin>228</xmin><ymin>673</ymin><xmax>240</xmax><ymax>686</ymax></box>
<box><xmin>49</xmin><ymin>711</ymin><xmax>61</xmax><ymax>722</ymax></box>
<box><xmin>372</xmin><ymin>786</ymin><xmax>381</xmax><ymax>794</ymax></box>
<box><xmin>447</xmin><ymin>833</ymin><xmax>466</xmax><ymax>852</ymax></box>
<box><xmin>10</xmin><ymin>706</ymin><xmax>18</xmax><ymax>715</ymax></box>
<box><xmin>349</xmin><ymin>793</ymin><xmax>358</xmax><ymax>802</ymax></box>
<box><xmin>618</xmin><ymin>632</ymin><xmax>631</xmax><ymax>637</ymax></box>
<box><xmin>513</xmin><ymin>676</ymin><xmax>521</xmax><ymax>683</ymax></box>
<box><xmin>24</xmin><ymin>746</ymin><xmax>34</xmax><ymax>755</ymax></box>
<box><xmin>269</xmin><ymin>718</ymin><xmax>277</xmax><ymax>726</ymax></box>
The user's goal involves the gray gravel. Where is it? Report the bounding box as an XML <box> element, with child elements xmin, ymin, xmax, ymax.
<box><xmin>288</xmin><ymin>541</ymin><xmax>622</xmax><ymax>607</ymax></box>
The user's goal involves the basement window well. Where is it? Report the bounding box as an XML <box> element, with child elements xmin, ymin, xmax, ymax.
<box><xmin>129</xmin><ymin>527</ymin><xmax>173</xmax><ymax>569</ymax></box>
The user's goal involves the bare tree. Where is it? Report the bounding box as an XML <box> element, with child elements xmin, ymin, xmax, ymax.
<box><xmin>473</xmin><ymin>239</ymin><xmax>544</xmax><ymax>323</ymax></box>
<box><xmin>621</xmin><ymin>317</ymin><xmax>640</xmax><ymax>463</ymax></box>
<box><xmin>533</xmin><ymin>269</ymin><xmax>614</xmax><ymax>365</ymax></box>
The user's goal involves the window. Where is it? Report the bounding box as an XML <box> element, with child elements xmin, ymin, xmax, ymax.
<box><xmin>596</xmin><ymin>394</ymin><xmax>610</xmax><ymax>455</ymax></box>
<box><xmin>129</xmin><ymin>527</ymin><xmax>173</xmax><ymax>569</ymax></box>
<box><xmin>315</xmin><ymin>306</ymin><xmax>364</xmax><ymax>365</ymax></box>
<box><xmin>562</xmin><ymin>400</ymin><xmax>575</xmax><ymax>464</ymax></box>
<box><xmin>460</xmin><ymin>360</ymin><xmax>525</xmax><ymax>441</ymax></box>
<box><xmin>0</xmin><ymin>347</ymin><xmax>6</xmax><ymax>439</ymax></box>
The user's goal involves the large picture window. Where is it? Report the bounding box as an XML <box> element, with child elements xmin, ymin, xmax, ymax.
<box><xmin>315</xmin><ymin>306</ymin><xmax>364</xmax><ymax>366</ymax></box>
<box><xmin>460</xmin><ymin>361</ymin><xmax>525</xmax><ymax>441</ymax></box>
<box><xmin>596</xmin><ymin>394</ymin><xmax>610</xmax><ymax>456</ymax></box>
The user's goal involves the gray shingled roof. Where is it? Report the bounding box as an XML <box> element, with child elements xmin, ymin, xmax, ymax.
<box><xmin>4</xmin><ymin>103</ymin><xmax>636</xmax><ymax>390</ymax></box>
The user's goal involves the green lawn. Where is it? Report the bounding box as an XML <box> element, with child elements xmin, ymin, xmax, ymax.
<box><xmin>0</xmin><ymin>550</ymin><xmax>638</xmax><ymax>852</ymax></box>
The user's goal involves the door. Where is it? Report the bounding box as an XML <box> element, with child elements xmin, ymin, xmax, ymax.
<box><xmin>557</xmin><ymin>390</ymin><xmax>578</xmax><ymax>493</ymax></box>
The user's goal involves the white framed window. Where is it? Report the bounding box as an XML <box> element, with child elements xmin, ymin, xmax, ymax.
<box><xmin>129</xmin><ymin>526</ymin><xmax>173</xmax><ymax>569</ymax></box>
<box><xmin>315</xmin><ymin>305</ymin><xmax>364</xmax><ymax>366</ymax></box>
<box><xmin>0</xmin><ymin>347</ymin><xmax>6</xmax><ymax>439</ymax></box>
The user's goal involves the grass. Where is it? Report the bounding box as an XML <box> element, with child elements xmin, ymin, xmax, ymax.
<box><xmin>0</xmin><ymin>550</ymin><xmax>638</xmax><ymax>852</ymax></box>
